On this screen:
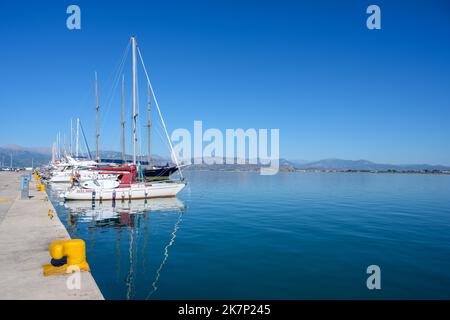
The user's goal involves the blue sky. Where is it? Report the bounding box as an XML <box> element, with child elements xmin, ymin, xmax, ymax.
<box><xmin>0</xmin><ymin>0</ymin><xmax>449</xmax><ymax>164</ymax></box>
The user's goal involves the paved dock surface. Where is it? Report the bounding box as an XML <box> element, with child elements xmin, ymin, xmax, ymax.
<box><xmin>0</xmin><ymin>172</ymin><xmax>103</xmax><ymax>300</ymax></box>
<box><xmin>0</xmin><ymin>172</ymin><xmax>20</xmax><ymax>224</ymax></box>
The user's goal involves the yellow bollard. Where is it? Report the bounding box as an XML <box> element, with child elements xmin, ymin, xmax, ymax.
<box><xmin>42</xmin><ymin>239</ymin><xmax>90</xmax><ymax>276</ymax></box>
<box><xmin>33</xmin><ymin>172</ymin><xmax>41</xmax><ymax>183</ymax></box>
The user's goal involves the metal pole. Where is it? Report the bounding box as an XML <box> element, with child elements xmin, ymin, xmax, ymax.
<box><xmin>132</xmin><ymin>36</ymin><xmax>137</xmax><ymax>164</ymax></box>
<box><xmin>147</xmin><ymin>84</ymin><xmax>151</xmax><ymax>165</ymax></box>
<box><xmin>76</xmin><ymin>118</ymin><xmax>80</xmax><ymax>158</ymax></box>
<box><xmin>79</xmin><ymin>120</ymin><xmax>92</xmax><ymax>160</ymax></box>
<box><xmin>70</xmin><ymin>118</ymin><xmax>73</xmax><ymax>156</ymax></box>
<box><xmin>95</xmin><ymin>72</ymin><xmax>100</xmax><ymax>162</ymax></box>
<box><xmin>122</xmin><ymin>75</ymin><xmax>126</xmax><ymax>164</ymax></box>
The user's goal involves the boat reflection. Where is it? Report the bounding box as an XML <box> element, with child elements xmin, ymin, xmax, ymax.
<box><xmin>64</xmin><ymin>198</ymin><xmax>185</xmax><ymax>226</ymax></box>
<box><xmin>58</xmin><ymin>197</ymin><xmax>186</xmax><ymax>299</ymax></box>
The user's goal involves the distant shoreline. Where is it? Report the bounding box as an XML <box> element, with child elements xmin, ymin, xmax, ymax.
<box><xmin>292</xmin><ymin>169</ymin><xmax>450</xmax><ymax>175</ymax></box>
<box><xmin>183</xmin><ymin>167</ymin><xmax>450</xmax><ymax>175</ymax></box>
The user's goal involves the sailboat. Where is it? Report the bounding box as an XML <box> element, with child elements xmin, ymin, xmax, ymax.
<box><xmin>47</xmin><ymin>116</ymin><xmax>112</xmax><ymax>183</ymax></box>
<box><xmin>125</xmin><ymin>60</ymin><xmax>179</xmax><ymax>181</ymax></box>
<box><xmin>64</xmin><ymin>36</ymin><xmax>186</xmax><ymax>201</ymax></box>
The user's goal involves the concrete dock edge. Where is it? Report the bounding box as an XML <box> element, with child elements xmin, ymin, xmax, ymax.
<box><xmin>0</xmin><ymin>172</ymin><xmax>104</xmax><ymax>300</ymax></box>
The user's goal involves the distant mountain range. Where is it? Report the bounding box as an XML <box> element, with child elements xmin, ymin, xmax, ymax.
<box><xmin>184</xmin><ymin>158</ymin><xmax>450</xmax><ymax>172</ymax></box>
<box><xmin>0</xmin><ymin>145</ymin><xmax>170</xmax><ymax>168</ymax></box>
<box><xmin>293</xmin><ymin>158</ymin><xmax>450</xmax><ymax>171</ymax></box>
<box><xmin>1</xmin><ymin>145</ymin><xmax>449</xmax><ymax>171</ymax></box>
<box><xmin>0</xmin><ymin>145</ymin><xmax>52</xmax><ymax>167</ymax></box>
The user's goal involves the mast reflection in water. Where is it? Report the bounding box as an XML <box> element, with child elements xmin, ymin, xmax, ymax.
<box><xmin>49</xmin><ymin>185</ymin><xmax>186</xmax><ymax>299</ymax></box>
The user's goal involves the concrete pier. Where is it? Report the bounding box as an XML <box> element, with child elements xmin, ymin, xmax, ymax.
<box><xmin>0</xmin><ymin>171</ymin><xmax>103</xmax><ymax>300</ymax></box>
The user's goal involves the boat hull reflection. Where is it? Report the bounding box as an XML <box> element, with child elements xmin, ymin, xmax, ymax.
<box><xmin>64</xmin><ymin>198</ymin><xmax>185</xmax><ymax>226</ymax></box>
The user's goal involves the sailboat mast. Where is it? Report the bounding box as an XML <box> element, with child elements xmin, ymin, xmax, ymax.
<box><xmin>59</xmin><ymin>132</ymin><xmax>62</xmax><ymax>159</ymax></box>
<box><xmin>76</xmin><ymin>118</ymin><xmax>80</xmax><ymax>158</ymax></box>
<box><xmin>122</xmin><ymin>75</ymin><xmax>126</xmax><ymax>164</ymax></box>
<box><xmin>131</xmin><ymin>36</ymin><xmax>138</xmax><ymax>164</ymax></box>
<box><xmin>57</xmin><ymin>132</ymin><xmax>60</xmax><ymax>160</ymax></box>
<box><xmin>63</xmin><ymin>133</ymin><xmax>66</xmax><ymax>157</ymax></box>
<box><xmin>55</xmin><ymin>133</ymin><xmax>58</xmax><ymax>160</ymax></box>
<box><xmin>79</xmin><ymin>120</ymin><xmax>93</xmax><ymax>160</ymax></box>
<box><xmin>95</xmin><ymin>72</ymin><xmax>100</xmax><ymax>162</ymax></box>
<box><xmin>70</xmin><ymin>118</ymin><xmax>73</xmax><ymax>156</ymax></box>
<box><xmin>147</xmin><ymin>84</ymin><xmax>151</xmax><ymax>165</ymax></box>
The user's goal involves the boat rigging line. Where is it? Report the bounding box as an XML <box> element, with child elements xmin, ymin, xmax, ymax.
<box><xmin>136</xmin><ymin>45</ymin><xmax>184</xmax><ymax>179</ymax></box>
<box><xmin>79</xmin><ymin>119</ymin><xmax>93</xmax><ymax>160</ymax></box>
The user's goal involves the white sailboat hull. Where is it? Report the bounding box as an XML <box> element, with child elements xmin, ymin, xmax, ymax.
<box><xmin>64</xmin><ymin>181</ymin><xmax>185</xmax><ymax>201</ymax></box>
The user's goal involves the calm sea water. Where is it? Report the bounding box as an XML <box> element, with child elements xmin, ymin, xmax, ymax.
<box><xmin>48</xmin><ymin>171</ymin><xmax>450</xmax><ymax>299</ymax></box>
